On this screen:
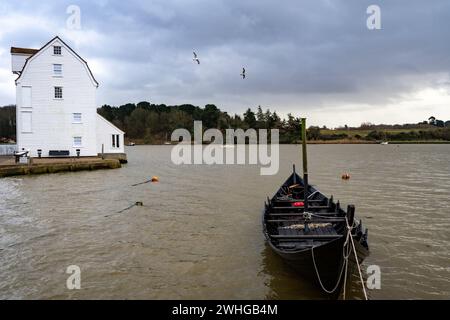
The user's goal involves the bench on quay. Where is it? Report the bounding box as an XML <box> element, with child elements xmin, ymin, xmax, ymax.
<box><xmin>48</xmin><ymin>150</ymin><xmax>70</xmax><ymax>157</ymax></box>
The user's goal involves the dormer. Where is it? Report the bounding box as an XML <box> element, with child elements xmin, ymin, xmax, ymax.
<box><xmin>10</xmin><ymin>47</ymin><xmax>39</xmax><ymax>75</ymax></box>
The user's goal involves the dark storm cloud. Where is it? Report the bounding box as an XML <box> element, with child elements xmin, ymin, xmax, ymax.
<box><xmin>1</xmin><ymin>0</ymin><xmax>450</xmax><ymax>125</ymax></box>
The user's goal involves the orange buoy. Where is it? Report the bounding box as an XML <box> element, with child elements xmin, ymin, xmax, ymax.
<box><xmin>151</xmin><ymin>176</ymin><xmax>159</xmax><ymax>182</ymax></box>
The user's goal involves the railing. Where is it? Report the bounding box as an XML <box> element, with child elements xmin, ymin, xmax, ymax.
<box><xmin>0</xmin><ymin>144</ymin><xmax>17</xmax><ymax>156</ymax></box>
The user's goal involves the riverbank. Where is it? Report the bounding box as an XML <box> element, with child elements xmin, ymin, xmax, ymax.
<box><xmin>0</xmin><ymin>156</ymin><xmax>121</xmax><ymax>178</ymax></box>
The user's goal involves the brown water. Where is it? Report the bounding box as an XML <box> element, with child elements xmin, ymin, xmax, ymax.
<box><xmin>0</xmin><ymin>145</ymin><xmax>449</xmax><ymax>299</ymax></box>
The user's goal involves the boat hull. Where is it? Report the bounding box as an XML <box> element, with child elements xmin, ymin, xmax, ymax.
<box><xmin>262</xmin><ymin>170</ymin><xmax>370</xmax><ymax>296</ymax></box>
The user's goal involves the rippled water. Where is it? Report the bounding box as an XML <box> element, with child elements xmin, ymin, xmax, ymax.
<box><xmin>0</xmin><ymin>145</ymin><xmax>449</xmax><ymax>299</ymax></box>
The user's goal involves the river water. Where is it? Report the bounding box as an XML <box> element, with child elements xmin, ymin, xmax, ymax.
<box><xmin>0</xmin><ymin>145</ymin><xmax>449</xmax><ymax>299</ymax></box>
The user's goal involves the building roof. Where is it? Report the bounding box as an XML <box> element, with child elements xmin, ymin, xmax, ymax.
<box><xmin>10</xmin><ymin>47</ymin><xmax>39</xmax><ymax>55</ymax></box>
<box><xmin>14</xmin><ymin>36</ymin><xmax>99</xmax><ymax>87</ymax></box>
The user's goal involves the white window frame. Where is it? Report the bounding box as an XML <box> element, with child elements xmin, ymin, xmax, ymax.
<box><xmin>21</xmin><ymin>86</ymin><xmax>32</xmax><ymax>108</ymax></box>
<box><xmin>53</xmin><ymin>64</ymin><xmax>62</xmax><ymax>76</ymax></box>
<box><xmin>73</xmin><ymin>136</ymin><xmax>82</xmax><ymax>147</ymax></box>
<box><xmin>72</xmin><ymin>113</ymin><xmax>82</xmax><ymax>123</ymax></box>
<box><xmin>112</xmin><ymin>134</ymin><xmax>120</xmax><ymax>148</ymax></box>
<box><xmin>54</xmin><ymin>86</ymin><xmax>63</xmax><ymax>99</ymax></box>
<box><xmin>21</xmin><ymin>111</ymin><xmax>32</xmax><ymax>133</ymax></box>
<box><xmin>53</xmin><ymin>46</ymin><xmax>62</xmax><ymax>55</ymax></box>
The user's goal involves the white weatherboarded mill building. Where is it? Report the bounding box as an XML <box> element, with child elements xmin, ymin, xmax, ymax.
<box><xmin>11</xmin><ymin>36</ymin><xmax>125</xmax><ymax>160</ymax></box>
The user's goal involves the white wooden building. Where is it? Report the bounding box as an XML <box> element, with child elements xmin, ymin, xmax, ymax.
<box><xmin>11</xmin><ymin>36</ymin><xmax>125</xmax><ymax>160</ymax></box>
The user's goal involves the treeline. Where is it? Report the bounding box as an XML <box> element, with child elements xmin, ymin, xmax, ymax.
<box><xmin>97</xmin><ymin>102</ymin><xmax>305</xmax><ymax>143</ymax></box>
<box><xmin>365</xmin><ymin>129</ymin><xmax>450</xmax><ymax>141</ymax></box>
<box><xmin>0</xmin><ymin>105</ymin><xmax>16</xmax><ymax>143</ymax></box>
<box><xmin>2</xmin><ymin>103</ymin><xmax>450</xmax><ymax>143</ymax></box>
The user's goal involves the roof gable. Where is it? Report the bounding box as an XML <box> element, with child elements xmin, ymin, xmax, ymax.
<box><xmin>14</xmin><ymin>36</ymin><xmax>99</xmax><ymax>87</ymax></box>
<box><xmin>97</xmin><ymin>114</ymin><xmax>125</xmax><ymax>134</ymax></box>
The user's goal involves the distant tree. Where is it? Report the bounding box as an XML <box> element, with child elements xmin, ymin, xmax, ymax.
<box><xmin>435</xmin><ymin>120</ymin><xmax>445</xmax><ymax>127</ymax></box>
<box><xmin>243</xmin><ymin>108</ymin><xmax>256</xmax><ymax>128</ymax></box>
<box><xmin>307</xmin><ymin>126</ymin><xmax>321</xmax><ymax>140</ymax></box>
<box><xmin>218</xmin><ymin>112</ymin><xmax>231</xmax><ymax>130</ymax></box>
<box><xmin>125</xmin><ymin>108</ymin><xmax>150</xmax><ymax>138</ymax></box>
<box><xmin>168</xmin><ymin>110</ymin><xmax>193</xmax><ymax>131</ymax></box>
<box><xmin>366</xmin><ymin>130</ymin><xmax>383</xmax><ymax>140</ymax></box>
<box><xmin>256</xmin><ymin>106</ymin><xmax>264</xmax><ymax>122</ymax></box>
<box><xmin>264</xmin><ymin>109</ymin><xmax>272</xmax><ymax>127</ymax></box>
<box><xmin>230</xmin><ymin>114</ymin><xmax>244</xmax><ymax>129</ymax></box>
<box><xmin>202</xmin><ymin>104</ymin><xmax>220</xmax><ymax>128</ymax></box>
<box><xmin>360</xmin><ymin>122</ymin><xmax>374</xmax><ymax>129</ymax></box>
<box><xmin>0</xmin><ymin>105</ymin><xmax>16</xmax><ymax>140</ymax></box>
<box><xmin>136</xmin><ymin>101</ymin><xmax>151</xmax><ymax>110</ymax></box>
<box><xmin>97</xmin><ymin>104</ymin><xmax>114</xmax><ymax>122</ymax></box>
<box><xmin>117</xmin><ymin>103</ymin><xmax>136</xmax><ymax>124</ymax></box>
<box><xmin>270</xmin><ymin>111</ymin><xmax>282</xmax><ymax>129</ymax></box>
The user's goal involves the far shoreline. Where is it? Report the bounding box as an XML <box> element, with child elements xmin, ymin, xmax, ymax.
<box><xmin>124</xmin><ymin>140</ymin><xmax>450</xmax><ymax>145</ymax></box>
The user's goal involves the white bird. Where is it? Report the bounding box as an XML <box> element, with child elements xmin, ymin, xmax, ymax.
<box><xmin>193</xmin><ymin>52</ymin><xmax>200</xmax><ymax>64</ymax></box>
<box><xmin>240</xmin><ymin>67</ymin><xmax>246</xmax><ymax>79</ymax></box>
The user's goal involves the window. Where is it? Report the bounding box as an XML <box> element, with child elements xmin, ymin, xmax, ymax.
<box><xmin>112</xmin><ymin>134</ymin><xmax>120</xmax><ymax>148</ymax></box>
<box><xmin>21</xmin><ymin>111</ymin><xmax>32</xmax><ymax>133</ymax></box>
<box><xmin>53</xmin><ymin>64</ymin><xmax>62</xmax><ymax>76</ymax></box>
<box><xmin>54</xmin><ymin>87</ymin><xmax>63</xmax><ymax>99</ymax></box>
<box><xmin>54</xmin><ymin>46</ymin><xmax>61</xmax><ymax>55</ymax></box>
<box><xmin>73</xmin><ymin>136</ymin><xmax>82</xmax><ymax>147</ymax></box>
<box><xmin>22</xmin><ymin>86</ymin><xmax>32</xmax><ymax>108</ymax></box>
<box><xmin>73</xmin><ymin>113</ymin><xmax>82</xmax><ymax>123</ymax></box>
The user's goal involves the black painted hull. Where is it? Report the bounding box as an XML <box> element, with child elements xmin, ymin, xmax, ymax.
<box><xmin>262</xmin><ymin>171</ymin><xmax>370</xmax><ymax>296</ymax></box>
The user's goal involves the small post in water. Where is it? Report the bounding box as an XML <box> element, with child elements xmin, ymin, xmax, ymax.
<box><xmin>301</xmin><ymin>118</ymin><xmax>309</xmax><ymax>211</ymax></box>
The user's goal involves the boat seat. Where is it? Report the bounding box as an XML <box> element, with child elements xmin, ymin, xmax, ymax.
<box><xmin>277</xmin><ymin>224</ymin><xmax>339</xmax><ymax>237</ymax></box>
<box><xmin>270</xmin><ymin>234</ymin><xmax>342</xmax><ymax>240</ymax></box>
<box><xmin>267</xmin><ymin>218</ymin><xmax>345</xmax><ymax>223</ymax></box>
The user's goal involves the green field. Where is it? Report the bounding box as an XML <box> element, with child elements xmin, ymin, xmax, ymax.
<box><xmin>310</xmin><ymin>126</ymin><xmax>450</xmax><ymax>143</ymax></box>
<box><xmin>320</xmin><ymin>127</ymin><xmax>437</xmax><ymax>138</ymax></box>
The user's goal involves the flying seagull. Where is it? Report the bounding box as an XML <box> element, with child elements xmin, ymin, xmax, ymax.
<box><xmin>240</xmin><ymin>67</ymin><xmax>246</xmax><ymax>79</ymax></box>
<box><xmin>193</xmin><ymin>52</ymin><xmax>200</xmax><ymax>64</ymax></box>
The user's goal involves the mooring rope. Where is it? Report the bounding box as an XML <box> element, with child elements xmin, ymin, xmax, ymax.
<box><xmin>310</xmin><ymin>215</ymin><xmax>368</xmax><ymax>299</ymax></box>
<box><xmin>310</xmin><ymin>218</ymin><xmax>352</xmax><ymax>295</ymax></box>
<box><xmin>345</xmin><ymin>217</ymin><xmax>369</xmax><ymax>300</ymax></box>
<box><xmin>131</xmin><ymin>179</ymin><xmax>152</xmax><ymax>187</ymax></box>
<box><xmin>104</xmin><ymin>201</ymin><xmax>144</xmax><ymax>217</ymax></box>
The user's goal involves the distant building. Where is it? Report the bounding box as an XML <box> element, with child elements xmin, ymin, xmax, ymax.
<box><xmin>428</xmin><ymin>116</ymin><xmax>436</xmax><ymax>126</ymax></box>
<box><xmin>11</xmin><ymin>36</ymin><xmax>125</xmax><ymax>159</ymax></box>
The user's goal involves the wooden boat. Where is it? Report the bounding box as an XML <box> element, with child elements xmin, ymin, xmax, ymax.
<box><xmin>262</xmin><ymin>167</ymin><xmax>369</xmax><ymax>295</ymax></box>
<box><xmin>262</xmin><ymin>118</ymin><xmax>369</xmax><ymax>297</ymax></box>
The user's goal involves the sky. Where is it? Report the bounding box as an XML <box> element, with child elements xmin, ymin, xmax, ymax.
<box><xmin>0</xmin><ymin>0</ymin><xmax>449</xmax><ymax>127</ymax></box>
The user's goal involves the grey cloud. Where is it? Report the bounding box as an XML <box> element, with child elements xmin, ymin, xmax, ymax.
<box><xmin>1</xmin><ymin>0</ymin><xmax>450</xmax><ymax>126</ymax></box>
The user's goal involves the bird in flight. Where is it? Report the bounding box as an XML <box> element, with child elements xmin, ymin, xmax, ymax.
<box><xmin>240</xmin><ymin>67</ymin><xmax>246</xmax><ymax>79</ymax></box>
<box><xmin>193</xmin><ymin>52</ymin><xmax>200</xmax><ymax>64</ymax></box>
